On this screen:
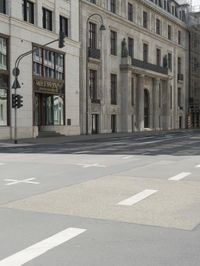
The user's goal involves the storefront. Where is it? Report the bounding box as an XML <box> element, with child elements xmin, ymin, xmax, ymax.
<box><xmin>33</xmin><ymin>45</ymin><xmax>65</xmax><ymax>130</ymax></box>
<box><xmin>0</xmin><ymin>35</ymin><xmax>9</xmax><ymax>127</ymax></box>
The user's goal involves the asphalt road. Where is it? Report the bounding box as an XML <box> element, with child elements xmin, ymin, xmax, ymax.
<box><xmin>0</xmin><ymin>130</ymin><xmax>200</xmax><ymax>266</ymax></box>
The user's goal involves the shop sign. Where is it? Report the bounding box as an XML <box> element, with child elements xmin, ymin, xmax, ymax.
<box><xmin>34</xmin><ymin>79</ymin><xmax>64</xmax><ymax>94</ymax></box>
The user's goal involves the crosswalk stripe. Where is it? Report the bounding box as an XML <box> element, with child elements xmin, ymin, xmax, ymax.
<box><xmin>0</xmin><ymin>227</ymin><xmax>86</xmax><ymax>266</ymax></box>
<box><xmin>168</xmin><ymin>172</ymin><xmax>191</xmax><ymax>181</ymax></box>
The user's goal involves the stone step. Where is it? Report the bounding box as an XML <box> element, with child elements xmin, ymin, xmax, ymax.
<box><xmin>37</xmin><ymin>131</ymin><xmax>64</xmax><ymax>138</ymax></box>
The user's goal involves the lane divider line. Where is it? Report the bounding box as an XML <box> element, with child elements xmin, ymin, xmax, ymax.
<box><xmin>117</xmin><ymin>189</ymin><xmax>158</xmax><ymax>206</ymax></box>
<box><xmin>168</xmin><ymin>172</ymin><xmax>191</xmax><ymax>181</ymax></box>
<box><xmin>0</xmin><ymin>227</ymin><xmax>86</xmax><ymax>266</ymax></box>
<box><xmin>195</xmin><ymin>165</ymin><xmax>200</xmax><ymax>168</ymax></box>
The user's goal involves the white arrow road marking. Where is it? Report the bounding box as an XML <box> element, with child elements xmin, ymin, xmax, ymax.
<box><xmin>168</xmin><ymin>172</ymin><xmax>191</xmax><ymax>181</ymax></box>
<box><xmin>122</xmin><ymin>156</ymin><xmax>133</xmax><ymax>160</ymax></box>
<box><xmin>77</xmin><ymin>163</ymin><xmax>106</xmax><ymax>168</ymax></box>
<box><xmin>4</xmin><ymin>178</ymin><xmax>40</xmax><ymax>186</ymax></box>
<box><xmin>0</xmin><ymin>227</ymin><xmax>86</xmax><ymax>266</ymax></box>
<box><xmin>195</xmin><ymin>165</ymin><xmax>200</xmax><ymax>168</ymax></box>
<box><xmin>117</xmin><ymin>189</ymin><xmax>158</xmax><ymax>206</ymax></box>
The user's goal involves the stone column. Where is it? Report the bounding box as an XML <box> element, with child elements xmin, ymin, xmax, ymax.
<box><xmin>153</xmin><ymin>78</ymin><xmax>160</xmax><ymax>130</ymax></box>
<box><xmin>162</xmin><ymin>80</ymin><xmax>171</xmax><ymax>130</ymax></box>
<box><xmin>136</xmin><ymin>74</ymin><xmax>144</xmax><ymax>131</ymax></box>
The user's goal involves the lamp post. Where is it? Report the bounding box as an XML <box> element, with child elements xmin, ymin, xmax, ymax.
<box><xmin>85</xmin><ymin>13</ymin><xmax>106</xmax><ymax>135</ymax></box>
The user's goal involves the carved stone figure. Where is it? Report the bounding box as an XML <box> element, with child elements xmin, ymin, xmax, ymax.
<box><xmin>163</xmin><ymin>55</ymin><xmax>168</xmax><ymax>68</ymax></box>
<box><xmin>121</xmin><ymin>38</ymin><xmax>129</xmax><ymax>58</ymax></box>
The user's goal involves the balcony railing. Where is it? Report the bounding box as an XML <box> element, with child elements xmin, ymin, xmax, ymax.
<box><xmin>132</xmin><ymin>58</ymin><xmax>168</xmax><ymax>75</ymax></box>
<box><xmin>177</xmin><ymin>73</ymin><xmax>184</xmax><ymax>81</ymax></box>
<box><xmin>88</xmin><ymin>48</ymin><xmax>101</xmax><ymax>60</ymax></box>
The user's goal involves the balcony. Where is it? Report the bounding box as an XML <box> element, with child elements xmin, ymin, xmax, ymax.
<box><xmin>88</xmin><ymin>48</ymin><xmax>101</xmax><ymax>60</ymax></box>
<box><xmin>91</xmin><ymin>98</ymin><xmax>101</xmax><ymax>104</ymax></box>
<box><xmin>132</xmin><ymin>58</ymin><xmax>168</xmax><ymax>75</ymax></box>
<box><xmin>177</xmin><ymin>73</ymin><xmax>184</xmax><ymax>81</ymax></box>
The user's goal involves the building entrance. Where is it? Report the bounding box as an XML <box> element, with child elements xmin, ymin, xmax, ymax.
<box><xmin>34</xmin><ymin>93</ymin><xmax>64</xmax><ymax>127</ymax></box>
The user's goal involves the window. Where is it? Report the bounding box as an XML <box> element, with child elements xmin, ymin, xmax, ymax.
<box><xmin>128</xmin><ymin>37</ymin><xmax>134</xmax><ymax>58</ymax></box>
<box><xmin>178</xmin><ymin>87</ymin><xmax>182</xmax><ymax>107</ymax></box>
<box><xmin>143</xmin><ymin>11</ymin><xmax>148</xmax><ymax>28</ymax></box>
<box><xmin>110</xmin><ymin>0</ymin><xmax>116</xmax><ymax>13</ymax></box>
<box><xmin>128</xmin><ymin>3</ymin><xmax>133</xmax><ymax>22</ymax></box>
<box><xmin>0</xmin><ymin>0</ymin><xmax>6</xmax><ymax>14</ymax></box>
<box><xmin>89</xmin><ymin>70</ymin><xmax>97</xmax><ymax>101</ymax></box>
<box><xmin>0</xmin><ymin>37</ymin><xmax>7</xmax><ymax>70</ymax></box>
<box><xmin>168</xmin><ymin>53</ymin><xmax>172</xmax><ymax>71</ymax></box>
<box><xmin>111</xmin><ymin>74</ymin><xmax>117</xmax><ymax>104</ymax></box>
<box><xmin>110</xmin><ymin>30</ymin><xmax>117</xmax><ymax>55</ymax></box>
<box><xmin>90</xmin><ymin>0</ymin><xmax>96</xmax><ymax>3</ymax></box>
<box><xmin>168</xmin><ymin>25</ymin><xmax>172</xmax><ymax>40</ymax></box>
<box><xmin>60</xmin><ymin>16</ymin><xmax>68</xmax><ymax>37</ymax></box>
<box><xmin>178</xmin><ymin>30</ymin><xmax>181</xmax><ymax>45</ymax></box>
<box><xmin>178</xmin><ymin>57</ymin><xmax>181</xmax><ymax>74</ymax></box>
<box><xmin>156</xmin><ymin>48</ymin><xmax>161</xmax><ymax>66</ymax></box>
<box><xmin>89</xmin><ymin>22</ymin><xmax>97</xmax><ymax>49</ymax></box>
<box><xmin>33</xmin><ymin>46</ymin><xmax>64</xmax><ymax>80</ymax></box>
<box><xmin>131</xmin><ymin>77</ymin><xmax>134</xmax><ymax>106</ymax></box>
<box><xmin>143</xmin><ymin>43</ymin><xmax>148</xmax><ymax>63</ymax></box>
<box><xmin>43</xmin><ymin>8</ymin><xmax>52</xmax><ymax>31</ymax></box>
<box><xmin>111</xmin><ymin>114</ymin><xmax>117</xmax><ymax>133</ymax></box>
<box><xmin>23</xmin><ymin>0</ymin><xmax>34</xmax><ymax>24</ymax></box>
<box><xmin>156</xmin><ymin>19</ymin><xmax>161</xmax><ymax>35</ymax></box>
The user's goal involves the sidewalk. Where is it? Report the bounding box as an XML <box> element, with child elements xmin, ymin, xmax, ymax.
<box><xmin>0</xmin><ymin>129</ymin><xmax>198</xmax><ymax>146</ymax></box>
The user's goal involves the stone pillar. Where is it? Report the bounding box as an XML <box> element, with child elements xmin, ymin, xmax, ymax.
<box><xmin>153</xmin><ymin>78</ymin><xmax>160</xmax><ymax>130</ymax></box>
<box><xmin>136</xmin><ymin>74</ymin><xmax>144</xmax><ymax>131</ymax></box>
<box><xmin>162</xmin><ymin>80</ymin><xmax>171</xmax><ymax>130</ymax></box>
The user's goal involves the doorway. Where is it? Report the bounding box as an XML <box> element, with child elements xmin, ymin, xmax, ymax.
<box><xmin>144</xmin><ymin>89</ymin><xmax>150</xmax><ymax>128</ymax></box>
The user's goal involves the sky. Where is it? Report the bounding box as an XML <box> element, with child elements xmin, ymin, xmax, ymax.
<box><xmin>192</xmin><ymin>0</ymin><xmax>200</xmax><ymax>6</ymax></box>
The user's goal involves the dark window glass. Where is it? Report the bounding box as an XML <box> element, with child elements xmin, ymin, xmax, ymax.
<box><xmin>110</xmin><ymin>30</ymin><xmax>117</xmax><ymax>55</ymax></box>
<box><xmin>60</xmin><ymin>16</ymin><xmax>68</xmax><ymax>37</ymax></box>
<box><xmin>23</xmin><ymin>0</ymin><xmax>34</xmax><ymax>24</ymax></box>
<box><xmin>128</xmin><ymin>3</ymin><xmax>133</xmax><ymax>21</ymax></box>
<box><xmin>143</xmin><ymin>43</ymin><xmax>148</xmax><ymax>63</ymax></box>
<box><xmin>0</xmin><ymin>0</ymin><xmax>6</xmax><ymax>14</ymax></box>
<box><xmin>178</xmin><ymin>87</ymin><xmax>182</xmax><ymax>107</ymax></box>
<box><xmin>168</xmin><ymin>53</ymin><xmax>172</xmax><ymax>71</ymax></box>
<box><xmin>89</xmin><ymin>70</ymin><xmax>97</xmax><ymax>101</ymax></box>
<box><xmin>0</xmin><ymin>37</ymin><xmax>7</xmax><ymax>70</ymax></box>
<box><xmin>111</xmin><ymin>74</ymin><xmax>117</xmax><ymax>104</ymax></box>
<box><xmin>178</xmin><ymin>57</ymin><xmax>181</xmax><ymax>74</ymax></box>
<box><xmin>131</xmin><ymin>77</ymin><xmax>134</xmax><ymax>106</ymax></box>
<box><xmin>178</xmin><ymin>30</ymin><xmax>181</xmax><ymax>44</ymax></box>
<box><xmin>143</xmin><ymin>11</ymin><xmax>148</xmax><ymax>28</ymax></box>
<box><xmin>110</xmin><ymin>0</ymin><xmax>116</xmax><ymax>13</ymax></box>
<box><xmin>128</xmin><ymin>37</ymin><xmax>134</xmax><ymax>58</ymax></box>
<box><xmin>156</xmin><ymin>19</ymin><xmax>161</xmax><ymax>35</ymax></box>
<box><xmin>89</xmin><ymin>22</ymin><xmax>97</xmax><ymax>49</ymax></box>
<box><xmin>33</xmin><ymin>46</ymin><xmax>64</xmax><ymax>80</ymax></box>
<box><xmin>168</xmin><ymin>25</ymin><xmax>172</xmax><ymax>40</ymax></box>
<box><xmin>43</xmin><ymin>8</ymin><xmax>52</xmax><ymax>31</ymax></box>
<box><xmin>90</xmin><ymin>0</ymin><xmax>96</xmax><ymax>3</ymax></box>
<box><xmin>156</xmin><ymin>48</ymin><xmax>161</xmax><ymax>66</ymax></box>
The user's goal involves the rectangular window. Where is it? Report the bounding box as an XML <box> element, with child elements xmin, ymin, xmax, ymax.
<box><xmin>33</xmin><ymin>46</ymin><xmax>64</xmax><ymax>80</ymax></box>
<box><xmin>23</xmin><ymin>0</ymin><xmax>34</xmax><ymax>24</ymax></box>
<box><xmin>156</xmin><ymin>48</ymin><xmax>161</xmax><ymax>66</ymax></box>
<box><xmin>178</xmin><ymin>57</ymin><xmax>181</xmax><ymax>74</ymax></box>
<box><xmin>43</xmin><ymin>8</ymin><xmax>52</xmax><ymax>31</ymax></box>
<box><xmin>0</xmin><ymin>77</ymin><xmax>8</xmax><ymax>126</ymax></box>
<box><xmin>168</xmin><ymin>25</ymin><xmax>172</xmax><ymax>40</ymax></box>
<box><xmin>131</xmin><ymin>77</ymin><xmax>134</xmax><ymax>106</ymax></box>
<box><xmin>0</xmin><ymin>37</ymin><xmax>7</xmax><ymax>70</ymax></box>
<box><xmin>128</xmin><ymin>3</ymin><xmax>133</xmax><ymax>21</ymax></box>
<box><xmin>128</xmin><ymin>37</ymin><xmax>134</xmax><ymax>58</ymax></box>
<box><xmin>111</xmin><ymin>114</ymin><xmax>117</xmax><ymax>133</ymax></box>
<box><xmin>60</xmin><ymin>16</ymin><xmax>68</xmax><ymax>37</ymax></box>
<box><xmin>111</xmin><ymin>74</ymin><xmax>117</xmax><ymax>105</ymax></box>
<box><xmin>178</xmin><ymin>87</ymin><xmax>182</xmax><ymax>107</ymax></box>
<box><xmin>143</xmin><ymin>11</ymin><xmax>148</xmax><ymax>29</ymax></box>
<box><xmin>156</xmin><ymin>18</ymin><xmax>161</xmax><ymax>35</ymax></box>
<box><xmin>168</xmin><ymin>53</ymin><xmax>172</xmax><ymax>71</ymax></box>
<box><xmin>110</xmin><ymin>0</ymin><xmax>116</xmax><ymax>13</ymax></box>
<box><xmin>89</xmin><ymin>22</ymin><xmax>97</xmax><ymax>49</ymax></box>
<box><xmin>110</xmin><ymin>30</ymin><xmax>117</xmax><ymax>55</ymax></box>
<box><xmin>143</xmin><ymin>43</ymin><xmax>148</xmax><ymax>63</ymax></box>
<box><xmin>89</xmin><ymin>70</ymin><xmax>97</xmax><ymax>101</ymax></box>
<box><xmin>0</xmin><ymin>0</ymin><xmax>6</xmax><ymax>14</ymax></box>
<box><xmin>90</xmin><ymin>0</ymin><xmax>96</xmax><ymax>3</ymax></box>
<box><xmin>178</xmin><ymin>30</ymin><xmax>181</xmax><ymax>45</ymax></box>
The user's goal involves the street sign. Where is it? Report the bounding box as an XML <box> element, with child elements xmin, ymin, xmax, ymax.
<box><xmin>12</xmin><ymin>67</ymin><xmax>20</xmax><ymax>77</ymax></box>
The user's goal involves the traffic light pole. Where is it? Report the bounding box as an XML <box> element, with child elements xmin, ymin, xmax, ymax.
<box><xmin>12</xmin><ymin>37</ymin><xmax>63</xmax><ymax>144</ymax></box>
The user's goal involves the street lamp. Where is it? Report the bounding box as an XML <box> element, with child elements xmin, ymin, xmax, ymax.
<box><xmin>85</xmin><ymin>13</ymin><xmax>106</xmax><ymax>135</ymax></box>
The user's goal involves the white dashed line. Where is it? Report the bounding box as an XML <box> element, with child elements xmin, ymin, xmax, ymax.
<box><xmin>168</xmin><ymin>172</ymin><xmax>191</xmax><ymax>181</ymax></box>
<box><xmin>195</xmin><ymin>165</ymin><xmax>200</xmax><ymax>168</ymax></box>
<box><xmin>122</xmin><ymin>156</ymin><xmax>133</xmax><ymax>160</ymax></box>
<box><xmin>0</xmin><ymin>163</ymin><xmax>5</xmax><ymax>166</ymax></box>
<box><xmin>117</xmin><ymin>189</ymin><xmax>158</xmax><ymax>206</ymax></box>
<box><xmin>77</xmin><ymin>163</ymin><xmax>106</xmax><ymax>168</ymax></box>
<box><xmin>0</xmin><ymin>227</ymin><xmax>86</xmax><ymax>266</ymax></box>
<box><xmin>73</xmin><ymin>151</ymin><xmax>90</xmax><ymax>154</ymax></box>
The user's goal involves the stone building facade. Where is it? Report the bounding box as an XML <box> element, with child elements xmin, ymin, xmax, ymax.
<box><xmin>0</xmin><ymin>0</ymin><xmax>80</xmax><ymax>139</ymax></box>
<box><xmin>80</xmin><ymin>0</ymin><xmax>189</xmax><ymax>134</ymax></box>
<box><xmin>188</xmin><ymin>9</ymin><xmax>200</xmax><ymax>128</ymax></box>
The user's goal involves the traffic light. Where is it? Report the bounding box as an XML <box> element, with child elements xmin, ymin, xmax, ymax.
<box><xmin>59</xmin><ymin>31</ymin><xmax>65</xmax><ymax>48</ymax></box>
<box><xmin>12</xmin><ymin>94</ymin><xmax>23</xmax><ymax>108</ymax></box>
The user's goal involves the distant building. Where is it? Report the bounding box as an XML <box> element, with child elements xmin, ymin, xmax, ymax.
<box><xmin>0</xmin><ymin>0</ymin><xmax>80</xmax><ymax>139</ymax></box>
<box><xmin>79</xmin><ymin>0</ymin><xmax>190</xmax><ymax>134</ymax></box>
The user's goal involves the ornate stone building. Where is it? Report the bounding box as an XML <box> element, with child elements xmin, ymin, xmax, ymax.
<box><xmin>0</xmin><ymin>0</ymin><xmax>80</xmax><ymax>139</ymax></box>
<box><xmin>80</xmin><ymin>0</ymin><xmax>189</xmax><ymax>134</ymax></box>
